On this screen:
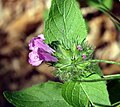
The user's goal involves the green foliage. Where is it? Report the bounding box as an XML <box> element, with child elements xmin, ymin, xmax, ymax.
<box><xmin>55</xmin><ymin>44</ymin><xmax>96</xmax><ymax>81</ymax></box>
<box><xmin>62</xmin><ymin>73</ymin><xmax>111</xmax><ymax>107</ymax></box>
<box><xmin>44</xmin><ymin>0</ymin><xmax>87</xmax><ymax>48</ymax></box>
<box><xmin>87</xmin><ymin>0</ymin><xmax>113</xmax><ymax>9</ymax></box>
<box><xmin>87</xmin><ymin>0</ymin><xmax>120</xmax><ymax>31</ymax></box>
<box><xmin>54</xmin><ymin>41</ymin><xmax>104</xmax><ymax>82</ymax></box>
<box><xmin>3</xmin><ymin>0</ymin><xmax>120</xmax><ymax>107</ymax></box>
<box><xmin>103</xmin><ymin>0</ymin><xmax>113</xmax><ymax>9</ymax></box>
<box><xmin>4</xmin><ymin>81</ymin><xmax>71</xmax><ymax>107</ymax></box>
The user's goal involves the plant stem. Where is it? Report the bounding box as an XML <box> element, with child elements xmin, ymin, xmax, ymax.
<box><xmin>89</xmin><ymin>59</ymin><xmax>120</xmax><ymax>66</ymax></box>
<box><xmin>76</xmin><ymin>74</ymin><xmax>120</xmax><ymax>82</ymax></box>
<box><xmin>58</xmin><ymin>59</ymin><xmax>120</xmax><ymax>71</ymax></box>
<box><xmin>112</xmin><ymin>101</ymin><xmax>120</xmax><ymax>106</ymax></box>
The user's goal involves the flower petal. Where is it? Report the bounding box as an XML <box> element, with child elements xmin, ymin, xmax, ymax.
<box><xmin>77</xmin><ymin>45</ymin><xmax>83</xmax><ymax>51</ymax></box>
<box><xmin>29</xmin><ymin>35</ymin><xmax>55</xmax><ymax>54</ymax></box>
<box><xmin>40</xmin><ymin>52</ymin><xmax>58</xmax><ymax>62</ymax></box>
<box><xmin>28</xmin><ymin>59</ymin><xmax>42</xmax><ymax>66</ymax></box>
<box><xmin>38</xmin><ymin>34</ymin><xmax>45</xmax><ymax>40</ymax></box>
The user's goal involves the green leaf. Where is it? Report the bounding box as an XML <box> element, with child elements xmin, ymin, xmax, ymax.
<box><xmin>44</xmin><ymin>0</ymin><xmax>87</xmax><ymax>47</ymax></box>
<box><xmin>88</xmin><ymin>0</ymin><xmax>120</xmax><ymax>32</ymax></box>
<box><xmin>103</xmin><ymin>0</ymin><xmax>113</xmax><ymax>9</ymax></box>
<box><xmin>4</xmin><ymin>81</ymin><xmax>72</xmax><ymax>107</ymax></box>
<box><xmin>92</xmin><ymin>63</ymin><xmax>103</xmax><ymax>76</ymax></box>
<box><xmin>87</xmin><ymin>0</ymin><xmax>113</xmax><ymax>9</ymax></box>
<box><xmin>62</xmin><ymin>74</ymin><xmax>111</xmax><ymax>107</ymax></box>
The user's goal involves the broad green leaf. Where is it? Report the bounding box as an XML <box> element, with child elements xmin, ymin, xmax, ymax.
<box><xmin>44</xmin><ymin>0</ymin><xmax>87</xmax><ymax>47</ymax></box>
<box><xmin>4</xmin><ymin>81</ymin><xmax>72</xmax><ymax>107</ymax></box>
<box><xmin>62</xmin><ymin>74</ymin><xmax>111</xmax><ymax>107</ymax></box>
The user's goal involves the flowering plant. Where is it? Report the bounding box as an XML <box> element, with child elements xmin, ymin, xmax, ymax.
<box><xmin>4</xmin><ymin>0</ymin><xmax>120</xmax><ymax>107</ymax></box>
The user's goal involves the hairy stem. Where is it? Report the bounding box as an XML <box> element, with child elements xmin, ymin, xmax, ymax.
<box><xmin>76</xmin><ymin>74</ymin><xmax>120</xmax><ymax>82</ymax></box>
<box><xmin>89</xmin><ymin>59</ymin><xmax>120</xmax><ymax>66</ymax></box>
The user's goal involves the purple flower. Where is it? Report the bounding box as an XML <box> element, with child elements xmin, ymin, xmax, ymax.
<box><xmin>40</xmin><ymin>52</ymin><xmax>58</xmax><ymax>62</ymax></box>
<box><xmin>28</xmin><ymin>49</ymin><xmax>43</xmax><ymax>66</ymax></box>
<box><xmin>29</xmin><ymin>34</ymin><xmax>55</xmax><ymax>54</ymax></box>
<box><xmin>38</xmin><ymin>34</ymin><xmax>45</xmax><ymax>40</ymax></box>
<box><xmin>82</xmin><ymin>54</ymin><xmax>86</xmax><ymax>60</ymax></box>
<box><xmin>28</xmin><ymin>34</ymin><xmax>58</xmax><ymax>66</ymax></box>
<box><xmin>77</xmin><ymin>45</ymin><xmax>83</xmax><ymax>51</ymax></box>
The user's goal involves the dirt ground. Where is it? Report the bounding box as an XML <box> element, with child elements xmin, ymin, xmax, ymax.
<box><xmin>0</xmin><ymin>0</ymin><xmax>120</xmax><ymax>107</ymax></box>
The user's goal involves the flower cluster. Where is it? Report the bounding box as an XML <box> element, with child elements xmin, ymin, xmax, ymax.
<box><xmin>77</xmin><ymin>45</ymin><xmax>86</xmax><ymax>60</ymax></box>
<box><xmin>28</xmin><ymin>34</ymin><xmax>58</xmax><ymax>66</ymax></box>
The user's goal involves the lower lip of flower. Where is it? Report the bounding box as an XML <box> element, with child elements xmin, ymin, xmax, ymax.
<box><xmin>34</xmin><ymin>56</ymin><xmax>39</xmax><ymax>59</ymax></box>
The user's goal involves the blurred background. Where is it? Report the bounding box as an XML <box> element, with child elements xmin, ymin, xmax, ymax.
<box><xmin>0</xmin><ymin>0</ymin><xmax>120</xmax><ymax>106</ymax></box>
